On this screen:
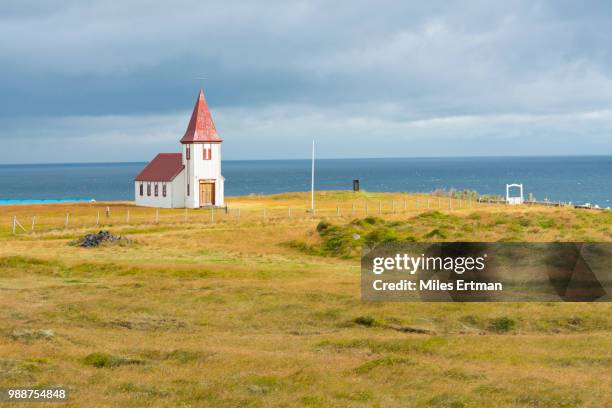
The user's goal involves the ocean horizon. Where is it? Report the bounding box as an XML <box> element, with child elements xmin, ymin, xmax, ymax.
<box><xmin>0</xmin><ymin>155</ymin><xmax>610</xmax><ymax>207</ymax></box>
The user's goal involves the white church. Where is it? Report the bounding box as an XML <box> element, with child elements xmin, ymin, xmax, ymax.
<box><xmin>134</xmin><ymin>89</ymin><xmax>225</xmax><ymax>208</ymax></box>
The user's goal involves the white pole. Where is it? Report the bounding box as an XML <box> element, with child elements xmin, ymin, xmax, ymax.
<box><xmin>31</xmin><ymin>216</ymin><xmax>36</xmax><ymax>232</ymax></box>
<box><xmin>311</xmin><ymin>139</ymin><xmax>315</xmax><ymax>212</ymax></box>
<box><xmin>13</xmin><ymin>216</ymin><xmax>16</xmax><ymax>235</ymax></box>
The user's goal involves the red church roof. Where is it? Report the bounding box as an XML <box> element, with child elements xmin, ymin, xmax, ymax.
<box><xmin>134</xmin><ymin>153</ymin><xmax>184</xmax><ymax>181</ymax></box>
<box><xmin>180</xmin><ymin>89</ymin><xmax>223</xmax><ymax>144</ymax></box>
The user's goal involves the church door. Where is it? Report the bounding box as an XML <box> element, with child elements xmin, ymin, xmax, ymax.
<box><xmin>199</xmin><ymin>181</ymin><xmax>215</xmax><ymax>206</ymax></box>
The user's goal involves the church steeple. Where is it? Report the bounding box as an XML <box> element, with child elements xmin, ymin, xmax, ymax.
<box><xmin>180</xmin><ymin>88</ymin><xmax>223</xmax><ymax>144</ymax></box>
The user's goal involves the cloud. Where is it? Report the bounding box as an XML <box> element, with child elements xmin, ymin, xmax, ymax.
<box><xmin>2</xmin><ymin>104</ymin><xmax>610</xmax><ymax>163</ymax></box>
<box><xmin>0</xmin><ymin>0</ymin><xmax>611</xmax><ymax>161</ymax></box>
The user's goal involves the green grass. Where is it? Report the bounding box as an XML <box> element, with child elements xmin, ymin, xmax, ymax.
<box><xmin>0</xmin><ymin>192</ymin><xmax>610</xmax><ymax>406</ymax></box>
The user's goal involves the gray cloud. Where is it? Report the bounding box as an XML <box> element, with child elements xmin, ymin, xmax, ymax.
<box><xmin>0</xmin><ymin>0</ymin><xmax>611</xmax><ymax>162</ymax></box>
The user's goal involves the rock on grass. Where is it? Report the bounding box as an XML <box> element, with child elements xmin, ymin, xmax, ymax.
<box><xmin>71</xmin><ymin>230</ymin><xmax>131</xmax><ymax>248</ymax></box>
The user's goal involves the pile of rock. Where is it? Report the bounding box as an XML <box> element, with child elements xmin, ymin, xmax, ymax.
<box><xmin>75</xmin><ymin>230</ymin><xmax>127</xmax><ymax>248</ymax></box>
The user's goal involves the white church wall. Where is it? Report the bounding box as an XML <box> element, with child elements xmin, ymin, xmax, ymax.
<box><xmin>182</xmin><ymin>143</ymin><xmax>224</xmax><ymax>208</ymax></box>
<box><xmin>134</xmin><ymin>180</ymin><xmax>174</xmax><ymax>208</ymax></box>
<box><xmin>171</xmin><ymin>171</ymin><xmax>185</xmax><ymax>208</ymax></box>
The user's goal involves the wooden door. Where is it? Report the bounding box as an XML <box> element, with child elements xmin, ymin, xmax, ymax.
<box><xmin>199</xmin><ymin>182</ymin><xmax>215</xmax><ymax>206</ymax></box>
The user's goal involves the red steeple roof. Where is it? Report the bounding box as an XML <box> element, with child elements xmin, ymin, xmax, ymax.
<box><xmin>180</xmin><ymin>88</ymin><xmax>223</xmax><ymax>144</ymax></box>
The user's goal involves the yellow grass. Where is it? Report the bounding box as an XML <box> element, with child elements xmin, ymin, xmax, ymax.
<box><xmin>0</xmin><ymin>192</ymin><xmax>610</xmax><ymax>407</ymax></box>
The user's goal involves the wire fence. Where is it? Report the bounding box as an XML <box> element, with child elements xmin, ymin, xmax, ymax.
<box><xmin>5</xmin><ymin>195</ymin><xmax>502</xmax><ymax>236</ymax></box>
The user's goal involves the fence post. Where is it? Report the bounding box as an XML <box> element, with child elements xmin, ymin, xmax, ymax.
<box><xmin>96</xmin><ymin>210</ymin><xmax>100</xmax><ymax>226</ymax></box>
<box><xmin>427</xmin><ymin>198</ymin><xmax>430</xmax><ymax>209</ymax></box>
<box><xmin>403</xmin><ymin>199</ymin><xmax>407</xmax><ymax>211</ymax></box>
<box><xmin>352</xmin><ymin>202</ymin><xmax>355</xmax><ymax>215</ymax></box>
<box><xmin>288</xmin><ymin>207</ymin><xmax>292</xmax><ymax>218</ymax></box>
<box><xmin>31</xmin><ymin>216</ymin><xmax>36</xmax><ymax>232</ymax></box>
<box><xmin>336</xmin><ymin>205</ymin><xmax>340</xmax><ymax>216</ymax></box>
<box><xmin>12</xmin><ymin>216</ymin><xmax>16</xmax><ymax>235</ymax></box>
<box><xmin>365</xmin><ymin>202</ymin><xmax>368</xmax><ymax>215</ymax></box>
<box><xmin>65</xmin><ymin>213</ymin><xmax>69</xmax><ymax>228</ymax></box>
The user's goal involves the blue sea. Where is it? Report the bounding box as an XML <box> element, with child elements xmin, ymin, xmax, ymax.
<box><xmin>0</xmin><ymin>156</ymin><xmax>610</xmax><ymax>207</ymax></box>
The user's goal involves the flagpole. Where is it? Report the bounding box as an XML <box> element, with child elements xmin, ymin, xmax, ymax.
<box><xmin>311</xmin><ymin>139</ymin><xmax>315</xmax><ymax>211</ymax></box>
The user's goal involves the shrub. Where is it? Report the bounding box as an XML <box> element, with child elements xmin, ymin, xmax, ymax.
<box><xmin>353</xmin><ymin>316</ymin><xmax>379</xmax><ymax>327</ymax></box>
<box><xmin>364</xmin><ymin>228</ymin><xmax>398</xmax><ymax>244</ymax></box>
<box><xmin>315</xmin><ymin>221</ymin><xmax>331</xmax><ymax>233</ymax></box>
<box><xmin>488</xmin><ymin>317</ymin><xmax>516</xmax><ymax>333</ymax></box>
<box><xmin>83</xmin><ymin>352</ymin><xmax>143</xmax><ymax>368</ymax></box>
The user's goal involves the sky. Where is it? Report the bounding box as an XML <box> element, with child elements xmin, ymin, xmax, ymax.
<box><xmin>1</xmin><ymin>0</ymin><xmax>612</xmax><ymax>163</ymax></box>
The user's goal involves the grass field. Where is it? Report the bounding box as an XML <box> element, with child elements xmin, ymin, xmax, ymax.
<box><xmin>0</xmin><ymin>191</ymin><xmax>610</xmax><ymax>407</ymax></box>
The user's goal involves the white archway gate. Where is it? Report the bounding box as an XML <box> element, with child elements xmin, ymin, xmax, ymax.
<box><xmin>506</xmin><ymin>183</ymin><xmax>524</xmax><ymax>205</ymax></box>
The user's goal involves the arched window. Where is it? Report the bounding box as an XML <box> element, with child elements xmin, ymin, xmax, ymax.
<box><xmin>147</xmin><ymin>183</ymin><xmax>151</xmax><ymax>196</ymax></box>
<box><xmin>162</xmin><ymin>183</ymin><xmax>167</xmax><ymax>197</ymax></box>
<box><xmin>154</xmin><ymin>183</ymin><xmax>159</xmax><ymax>197</ymax></box>
<box><xmin>186</xmin><ymin>146</ymin><xmax>191</xmax><ymax>160</ymax></box>
<box><xmin>139</xmin><ymin>183</ymin><xmax>143</xmax><ymax>196</ymax></box>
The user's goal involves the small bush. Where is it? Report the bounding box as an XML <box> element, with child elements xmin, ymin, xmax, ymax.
<box><xmin>354</xmin><ymin>316</ymin><xmax>379</xmax><ymax>327</ymax></box>
<box><xmin>83</xmin><ymin>352</ymin><xmax>143</xmax><ymax>368</ymax></box>
<box><xmin>488</xmin><ymin>317</ymin><xmax>516</xmax><ymax>333</ymax></box>
<box><xmin>351</xmin><ymin>217</ymin><xmax>382</xmax><ymax>227</ymax></box>
<box><xmin>537</xmin><ymin>217</ymin><xmax>555</xmax><ymax>229</ymax></box>
<box><xmin>363</xmin><ymin>216</ymin><xmax>380</xmax><ymax>225</ymax></box>
<box><xmin>315</xmin><ymin>221</ymin><xmax>331</xmax><ymax>233</ymax></box>
<box><xmin>364</xmin><ymin>228</ymin><xmax>398</xmax><ymax>244</ymax></box>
